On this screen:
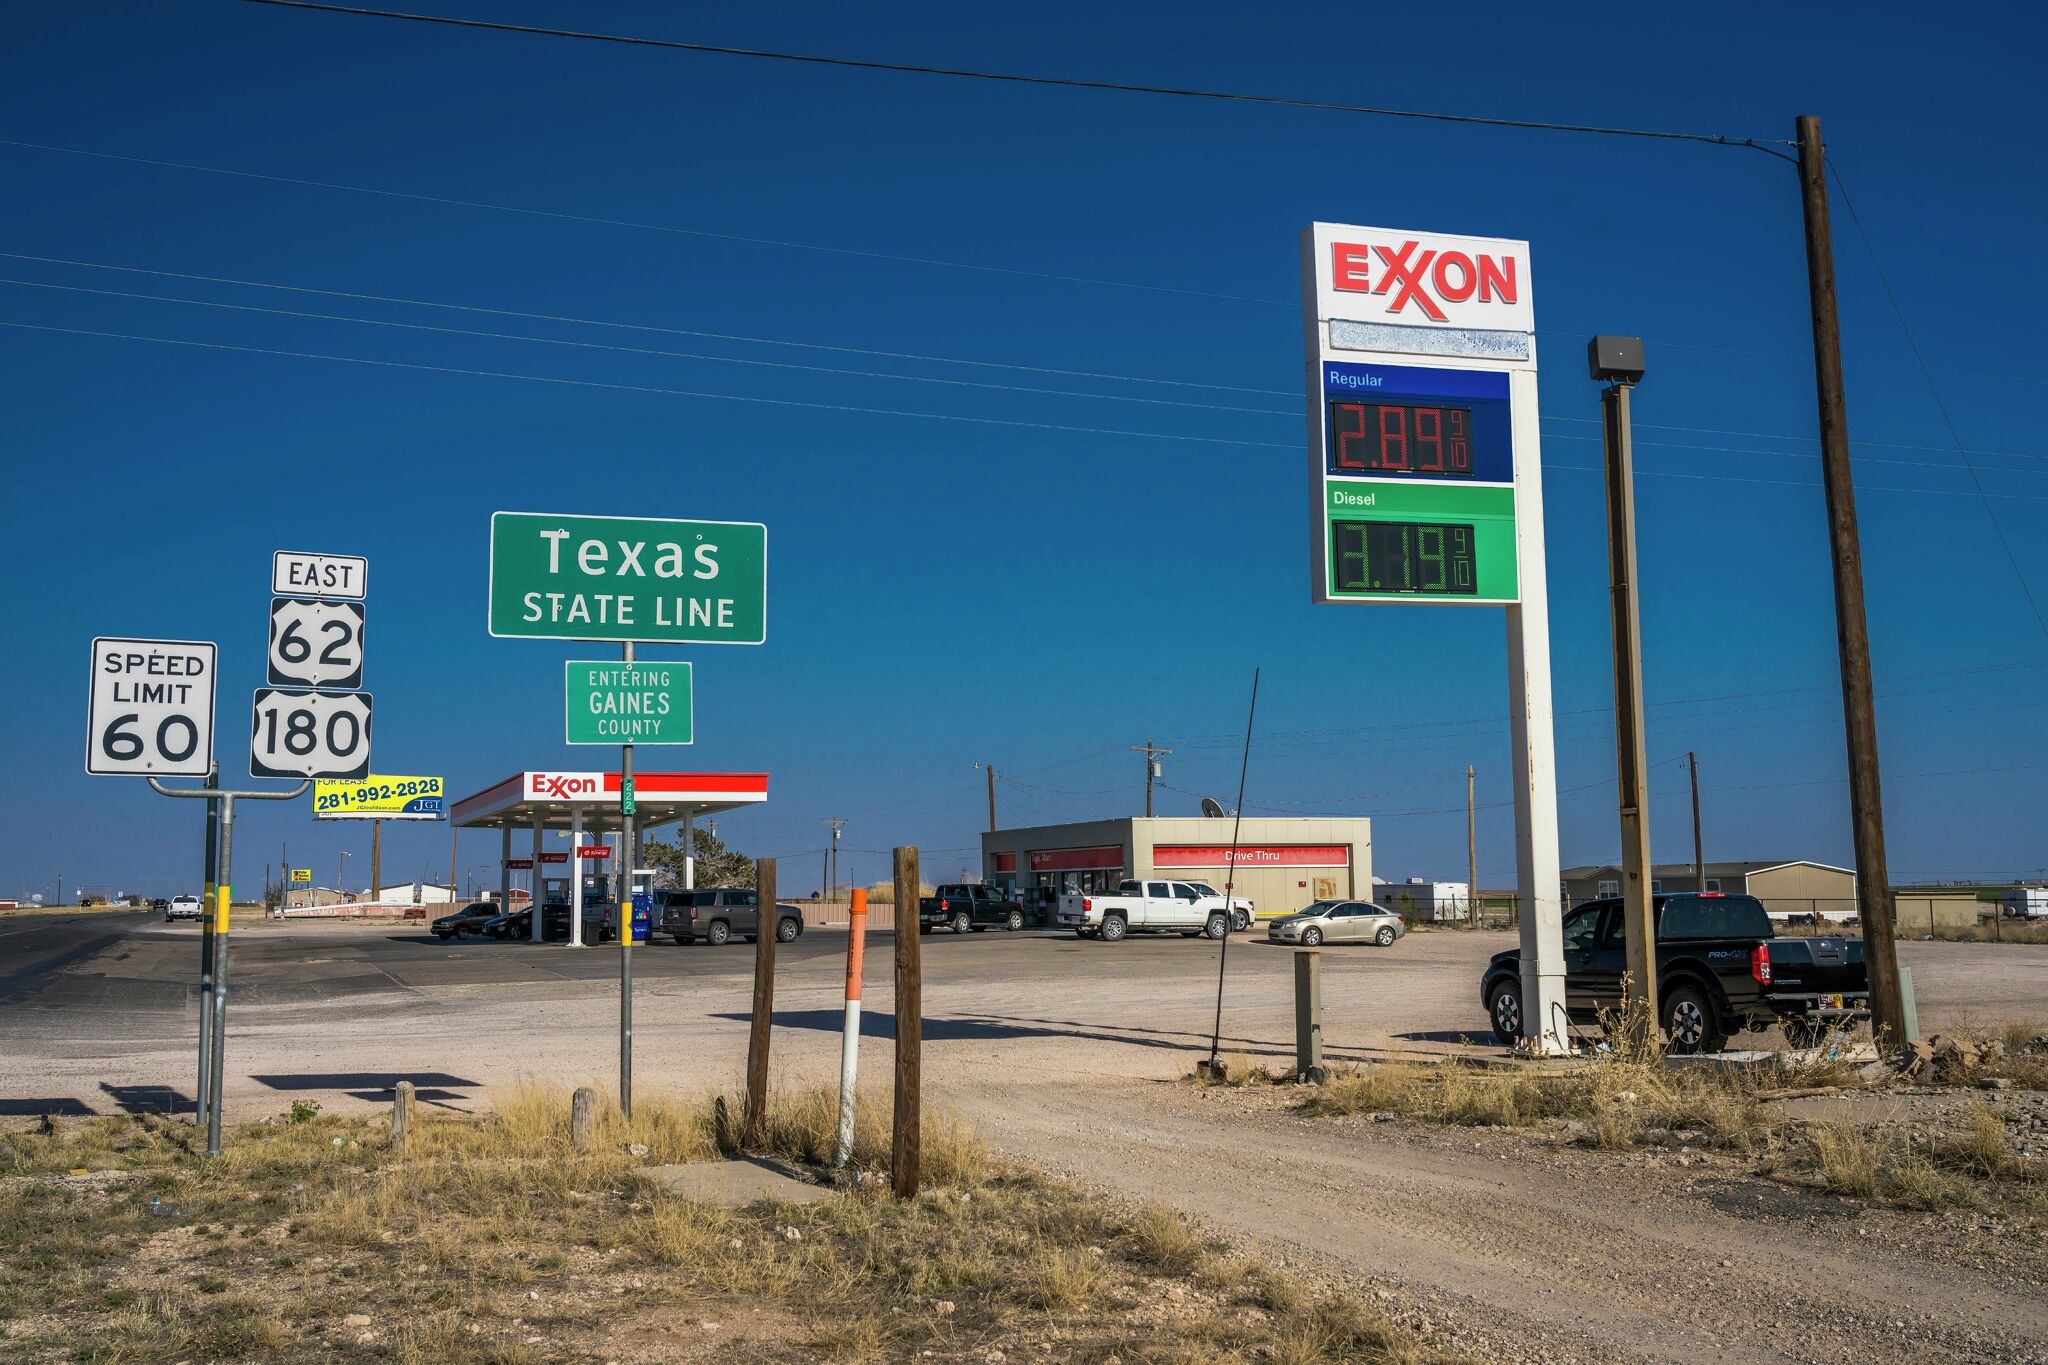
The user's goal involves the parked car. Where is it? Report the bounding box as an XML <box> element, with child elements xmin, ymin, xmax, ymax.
<box><xmin>166</xmin><ymin>894</ymin><xmax>202</xmax><ymax>922</ymax></box>
<box><xmin>653</xmin><ymin>887</ymin><xmax>802</xmax><ymax>946</ymax></box>
<box><xmin>1057</xmin><ymin>879</ymin><xmax>1255</xmax><ymax>942</ymax></box>
<box><xmin>1267</xmin><ymin>900</ymin><xmax>1405</xmax><ymax>947</ymax></box>
<box><xmin>918</xmin><ymin>884</ymin><xmax>1027</xmax><ymax>934</ymax></box>
<box><xmin>1478</xmin><ymin>892</ymin><xmax>1870</xmax><ymax>1054</ymax></box>
<box><xmin>432</xmin><ymin>902</ymin><xmax>502</xmax><ymax>939</ymax></box>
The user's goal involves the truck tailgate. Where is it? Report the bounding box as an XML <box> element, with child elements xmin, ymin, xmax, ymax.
<box><xmin>1766</xmin><ymin>937</ymin><xmax>1867</xmax><ymax>996</ymax></box>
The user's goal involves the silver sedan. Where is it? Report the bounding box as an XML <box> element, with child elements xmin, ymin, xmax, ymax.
<box><xmin>1267</xmin><ymin>900</ymin><xmax>1407</xmax><ymax>947</ymax></box>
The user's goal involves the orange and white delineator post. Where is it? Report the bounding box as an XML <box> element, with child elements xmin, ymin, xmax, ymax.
<box><xmin>833</xmin><ymin>888</ymin><xmax>868</xmax><ymax>1167</ymax></box>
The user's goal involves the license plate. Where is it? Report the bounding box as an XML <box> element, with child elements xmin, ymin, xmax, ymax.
<box><xmin>1821</xmin><ymin>993</ymin><xmax>1844</xmax><ymax>1009</ymax></box>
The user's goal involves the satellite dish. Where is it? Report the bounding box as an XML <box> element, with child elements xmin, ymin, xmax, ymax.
<box><xmin>1200</xmin><ymin>796</ymin><xmax>1226</xmax><ymax>818</ymax></box>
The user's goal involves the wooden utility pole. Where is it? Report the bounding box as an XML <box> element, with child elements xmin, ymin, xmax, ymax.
<box><xmin>1466</xmin><ymin>765</ymin><xmax>1478</xmax><ymax>925</ymax></box>
<box><xmin>742</xmin><ymin>858</ymin><xmax>777</xmax><ymax>1147</ymax></box>
<box><xmin>1796</xmin><ymin>114</ymin><xmax>1904</xmax><ymax>1047</ymax></box>
<box><xmin>891</xmin><ymin>844</ymin><xmax>922</xmax><ymax>1198</ymax></box>
<box><xmin>1601</xmin><ymin>371</ymin><xmax>1658</xmax><ymax>1028</ymax></box>
<box><xmin>447</xmin><ymin>824</ymin><xmax>458</xmax><ymax>908</ymax></box>
<box><xmin>1689</xmin><ymin>752</ymin><xmax>1705</xmax><ymax>892</ymax></box>
<box><xmin>1130</xmin><ymin>741</ymin><xmax>1172</xmax><ymax>817</ymax></box>
<box><xmin>370</xmin><ymin>819</ymin><xmax>382</xmax><ymax>901</ymax></box>
<box><xmin>975</xmin><ymin>762</ymin><xmax>997</xmax><ymax>832</ymax></box>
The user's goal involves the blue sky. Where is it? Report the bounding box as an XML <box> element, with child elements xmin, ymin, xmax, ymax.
<box><xmin>4</xmin><ymin>0</ymin><xmax>2045</xmax><ymax>900</ymax></box>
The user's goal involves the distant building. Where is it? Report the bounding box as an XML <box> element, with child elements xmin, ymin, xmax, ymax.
<box><xmin>1559</xmin><ymin>860</ymin><xmax>1856</xmax><ymax>918</ymax></box>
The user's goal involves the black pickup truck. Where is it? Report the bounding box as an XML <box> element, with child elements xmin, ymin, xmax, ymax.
<box><xmin>1480</xmin><ymin>892</ymin><xmax>1868</xmax><ymax>1053</ymax></box>
<box><xmin>918</xmin><ymin>884</ymin><xmax>1027</xmax><ymax>934</ymax></box>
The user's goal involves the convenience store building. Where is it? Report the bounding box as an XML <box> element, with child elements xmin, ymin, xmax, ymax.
<box><xmin>981</xmin><ymin>817</ymin><xmax>1371</xmax><ymax>921</ymax></box>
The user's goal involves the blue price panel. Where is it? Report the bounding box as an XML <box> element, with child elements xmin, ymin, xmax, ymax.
<box><xmin>630</xmin><ymin>893</ymin><xmax>652</xmax><ymax>943</ymax></box>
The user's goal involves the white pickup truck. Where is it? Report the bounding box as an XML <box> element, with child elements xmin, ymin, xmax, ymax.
<box><xmin>1057</xmin><ymin>879</ymin><xmax>1255</xmax><ymax>942</ymax></box>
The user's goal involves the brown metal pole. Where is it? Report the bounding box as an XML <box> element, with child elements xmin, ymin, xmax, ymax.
<box><xmin>1689</xmin><ymin>752</ymin><xmax>1705</xmax><ymax>893</ymax></box>
<box><xmin>742</xmin><ymin>857</ymin><xmax>777</xmax><ymax>1146</ymax></box>
<box><xmin>985</xmin><ymin>763</ymin><xmax>997</xmax><ymax>833</ymax></box>
<box><xmin>1602</xmin><ymin>380</ymin><xmax>1658</xmax><ymax>1029</ymax></box>
<box><xmin>1144</xmin><ymin>739</ymin><xmax>1153</xmax><ymax>818</ymax></box>
<box><xmin>370</xmin><ymin>819</ymin><xmax>382</xmax><ymax>902</ymax></box>
<box><xmin>891</xmin><ymin>844</ymin><xmax>922</xmax><ymax>1198</ymax></box>
<box><xmin>1796</xmin><ymin>114</ymin><xmax>1904</xmax><ymax>1047</ymax></box>
<box><xmin>1466</xmin><ymin>764</ymin><xmax>1477</xmax><ymax>926</ymax></box>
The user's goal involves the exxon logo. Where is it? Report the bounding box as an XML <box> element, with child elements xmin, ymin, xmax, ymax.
<box><xmin>532</xmin><ymin>773</ymin><xmax>599</xmax><ymax>799</ymax></box>
<box><xmin>1330</xmin><ymin>239</ymin><xmax>1519</xmax><ymax>322</ymax></box>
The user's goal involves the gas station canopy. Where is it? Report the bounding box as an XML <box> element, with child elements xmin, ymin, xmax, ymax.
<box><xmin>451</xmin><ymin>771</ymin><xmax>768</xmax><ymax>832</ymax></box>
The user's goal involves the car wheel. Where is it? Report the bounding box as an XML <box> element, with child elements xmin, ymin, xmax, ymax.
<box><xmin>1203</xmin><ymin>913</ymin><xmax>1227</xmax><ymax>940</ymax></box>
<box><xmin>919</xmin><ymin>923</ymin><xmax>932</xmax><ymax>935</ymax></box>
<box><xmin>1100</xmin><ymin>914</ymin><xmax>1127</xmax><ymax>942</ymax></box>
<box><xmin>1663</xmin><ymin>984</ymin><xmax>1725</xmax><ymax>1055</ymax></box>
<box><xmin>1375</xmin><ymin>925</ymin><xmax>1397</xmax><ymax>947</ymax></box>
<box><xmin>1487</xmin><ymin>979</ymin><xmax>1522</xmax><ymax>1045</ymax></box>
<box><xmin>1231</xmin><ymin>909</ymin><xmax>1250</xmax><ymax>932</ymax></box>
<box><xmin>1299</xmin><ymin>926</ymin><xmax>1322</xmax><ymax>947</ymax></box>
<box><xmin>706</xmin><ymin>920</ymin><xmax>730</xmax><ymax>946</ymax></box>
<box><xmin>952</xmin><ymin>912</ymin><xmax>971</xmax><ymax>934</ymax></box>
<box><xmin>1006</xmin><ymin>909</ymin><xmax>1024</xmax><ymax>931</ymax></box>
<box><xmin>776</xmin><ymin>917</ymin><xmax>799</xmax><ymax>943</ymax></box>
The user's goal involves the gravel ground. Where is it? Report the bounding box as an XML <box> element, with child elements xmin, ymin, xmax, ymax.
<box><xmin>4</xmin><ymin>910</ymin><xmax>2044</xmax><ymax>1361</ymax></box>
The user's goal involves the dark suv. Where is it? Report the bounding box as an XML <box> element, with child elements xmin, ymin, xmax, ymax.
<box><xmin>655</xmin><ymin>888</ymin><xmax>802</xmax><ymax>946</ymax></box>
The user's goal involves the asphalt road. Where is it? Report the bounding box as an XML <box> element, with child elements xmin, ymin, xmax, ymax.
<box><xmin>1</xmin><ymin>909</ymin><xmax>2040</xmax><ymax>1123</ymax></box>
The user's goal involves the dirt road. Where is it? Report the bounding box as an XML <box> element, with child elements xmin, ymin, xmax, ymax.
<box><xmin>956</xmin><ymin>1078</ymin><xmax>2048</xmax><ymax>1365</ymax></box>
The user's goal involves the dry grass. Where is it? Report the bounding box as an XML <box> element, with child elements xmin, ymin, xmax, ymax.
<box><xmin>0</xmin><ymin>1086</ymin><xmax>1446</xmax><ymax>1364</ymax></box>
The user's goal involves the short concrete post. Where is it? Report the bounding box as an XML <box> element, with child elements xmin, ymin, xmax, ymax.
<box><xmin>571</xmin><ymin>1086</ymin><xmax>597</xmax><ymax>1153</ymax></box>
<box><xmin>1295</xmin><ymin>950</ymin><xmax>1323</xmax><ymax>1082</ymax></box>
<box><xmin>391</xmin><ymin>1080</ymin><xmax>415</xmax><ymax>1154</ymax></box>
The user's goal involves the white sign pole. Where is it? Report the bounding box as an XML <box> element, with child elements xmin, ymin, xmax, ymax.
<box><xmin>570</xmin><ymin>805</ymin><xmax>585</xmax><ymax>948</ymax></box>
<box><xmin>1506</xmin><ymin>369</ymin><xmax>1569</xmax><ymax>1054</ymax></box>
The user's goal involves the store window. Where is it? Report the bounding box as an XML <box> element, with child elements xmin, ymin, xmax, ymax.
<box><xmin>1597</xmin><ymin>879</ymin><xmax>1620</xmax><ymax>899</ymax></box>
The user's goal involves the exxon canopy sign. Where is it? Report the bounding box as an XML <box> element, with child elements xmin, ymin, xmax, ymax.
<box><xmin>526</xmin><ymin>772</ymin><xmax>603</xmax><ymax>801</ymax></box>
<box><xmin>1304</xmin><ymin>224</ymin><xmax>1533</xmax><ymax>335</ymax></box>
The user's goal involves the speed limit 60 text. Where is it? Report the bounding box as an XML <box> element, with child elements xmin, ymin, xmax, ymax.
<box><xmin>87</xmin><ymin>638</ymin><xmax>217</xmax><ymax>776</ymax></box>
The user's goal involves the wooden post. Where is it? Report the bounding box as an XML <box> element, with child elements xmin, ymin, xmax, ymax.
<box><xmin>1294</xmin><ymin>950</ymin><xmax>1323</xmax><ymax>1081</ymax></box>
<box><xmin>891</xmin><ymin>845</ymin><xmax>922</xmax><ymax>1198</ymax></box>
<box><xmin>742</xmin><ymin>858</ymin><xmax>777</xmax><ymax>1148</ymax></box>
<box><xmin>571</xmin><ymin>1086</ymin><xmax>596</xmax><ymax>1153</ymax></box>
<box><xmin>391</xmin><ymin>1080</ymin><xmax>414</xmax><ymax>1154</ymax></box>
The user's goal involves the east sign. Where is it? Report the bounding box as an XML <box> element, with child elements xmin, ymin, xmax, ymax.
<box><xmin>488</xmin><ymin>512</ymin><xmax>766</xmax><ymax>645</ymax></box>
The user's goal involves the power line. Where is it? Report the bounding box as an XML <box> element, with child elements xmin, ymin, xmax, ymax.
<box><xmin>236</xmin><ymin>1</ymin><xmax>1793</xmax><ymax>152</ymax></box>
<box><xmin>0</xmin><ymin>276</ymin><xmax>1297</xmax><ymax>416</ymax></box>
<box><xmin>0</xmin><ymin>250</ymin><xmax>1297</xmax><ymax>395</ymax></box>
<box><xmin>1825</xmin><ymin>154</ymin><xmax>2048</xmax><ymax>639</ymax></box>
<box><xmin>0</xmin><ymin>319</ymin><xmax>1297</xmax><ymax>450</ymax></box>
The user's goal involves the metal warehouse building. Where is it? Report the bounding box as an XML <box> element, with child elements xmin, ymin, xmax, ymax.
<box><xmin>980</xmin><ymin>817</ymin><xmax>1371</xmax><ymax>921</ymax></box>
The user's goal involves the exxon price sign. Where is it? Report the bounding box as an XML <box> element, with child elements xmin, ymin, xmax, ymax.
<box><xmin>488</xmin><ymin>513</ymin><xmax>766</xmax><ymax>645</ymax></box>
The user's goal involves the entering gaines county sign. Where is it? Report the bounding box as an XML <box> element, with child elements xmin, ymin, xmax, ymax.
<box><xmin>566</xmin><ymin>660</ymin><xmax>692</xmax><ymax>745</ymax></box>
<box><xmin>488</xmin><ymin>512</ymin><xmax>766</xmax><ymax>645</ymax></box>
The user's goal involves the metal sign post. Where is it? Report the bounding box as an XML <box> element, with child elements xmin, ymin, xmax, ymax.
<box><xmin>618</xmin><ymin>641</ymin><xmax>636</xmax><ymax>1118</ymax></box>
<box><xmin>1301</xmin><ymin>222</ymin><xmax>1568</xmax><ymax>1054</ymax></box>
<box><xmin>149</xmin><ymin>775</ymin><xmax>308</xmax><ymax>1154</ymax></box>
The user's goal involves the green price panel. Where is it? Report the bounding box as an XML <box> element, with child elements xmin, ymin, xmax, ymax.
<box><xmin>1323</xmin><ymin>482</ymin><xmax>1518</xmax><ymax>603</ymax></box>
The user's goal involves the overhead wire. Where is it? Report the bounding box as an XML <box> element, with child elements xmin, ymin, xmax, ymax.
<box><xmin>1824</xmin><ymin>153</ymin><xmax>2048</xmax><ymax>638</ymax></box>
<box><xmin>233</xmin><ymin>1</ymin><xmax>1794</xmax><ymax>153</ymax></box>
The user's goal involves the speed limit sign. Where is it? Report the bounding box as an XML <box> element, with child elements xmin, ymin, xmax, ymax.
<box><xmin>267</xmin><ymin>598</ymin><xmax>366</xmax><ymax>689</ymax></box>
<box><xmin>87</xmin><ymin>637</ymin><xmax>217</xmax><ymax>776</ymax></box>
<box><xmin>250</xmin><ymin>688</ymin><xmax>373</xmax><ymax>779</ymax></box>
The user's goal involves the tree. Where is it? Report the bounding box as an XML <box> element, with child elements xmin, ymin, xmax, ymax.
<box><xmin>642</xmin><ymin>825</ymin><xmax>755</xmax><ymax>890</ymax></box>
